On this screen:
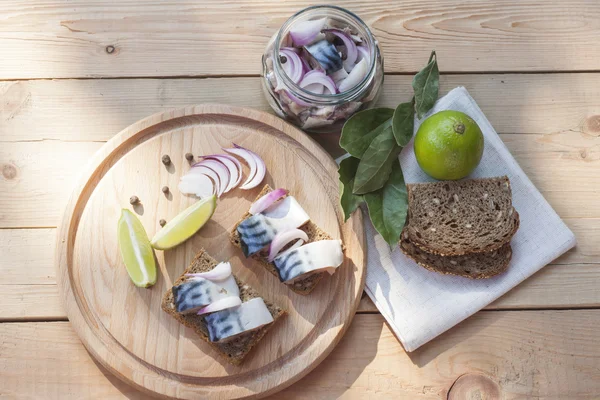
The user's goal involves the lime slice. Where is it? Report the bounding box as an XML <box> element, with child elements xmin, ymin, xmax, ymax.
<box><xmin>117</xmin><ymin>209</ymin><xmax>157</xmax><ymax>288</ymax></box>
<box><xmin>151</xmin><ymin>195</ymin><xmax>217</xmax><ymax>250</ymax></box>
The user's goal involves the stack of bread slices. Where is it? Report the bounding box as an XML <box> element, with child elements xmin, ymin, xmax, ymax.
<box><xmin>400</xmin><ymin>176</ymin><xmax>519</xmax><ymax>279</ymax></box>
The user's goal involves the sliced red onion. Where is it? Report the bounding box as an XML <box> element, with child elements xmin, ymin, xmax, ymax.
<box><xmin>339</xmin><ymin>58</ymin><xmax>368</xmax><ymax>93</ymax></box>
<box><xmin>224</xmin><ymin>144</ymin><xmax>266</xmax><ymax>190</ymax></box>
<box><xmin>351</xmin><ymin>34</ymin><xmax>362</xmax><ymax>43</ymax></box>
<box><xmin>289</xmin><ymin>17</ymin><xmax>327</xmax><ymax>47</ymax></box>
<box><xmin>299</xmin><ymin>70</ymin><xmax>338</xmax><ymax>94</ymax></box>
<box><xmin>279</xmin><ymin>48</ymin><xmax>304</xmax><ymax>83</ymax></box>
<box><xmin>356</xmin><ymin>46</ymin><xmax>370</xmax><ymax>66</ymax></box>
<box><xmin>185</xmin><ymin>261</ymin><xmax>232</xmax><ymax>281</ymax></box>
<box><xmin>322</xmin><ymin>29</ymin><xmax>358</xmax><ymax>72</ymax></box>
<box><xmin>193</xmin><ymin>159</ymin><xmax>229</xmax><ymax>197</ymax></box>
<box><xmin>197</xmin><ymin>296</ymin><xmax>242</xmax><ymax>316</ymax></box>
<box><xmin>186</xmin><ymin>165</ymin><xmax>221</xmax><ymax>195</ymax></box>
<box><xmin>330</xmin><ymin>68</ymin><xmax>349</xmax><ymax>85</ymax></box>
<box><xmin>303</xmin><ymin>83</ymin><xmax>324</xmax><ymax>94</ymax></box>
<box><xmin>178</xmin><ymin>173</ymin><xmax>214</xmax><ymax>198</ymax></box>
<box><xmin>284</xmin><ymin>89</ymin><xmax>311</xmax><ymax>107</ymax></box>
<box><xmin>202</xmin><ymin>154</ymin><xmax>241</xmax><ymax>193</ymax></box>
<box><xmin>268</xmin><ymin>229</ymin><xmax>309</xmax><ymax>262</ymax></box>
<box><xmin>249</xmin><ymin>188</ymin><xmax>288</xmax><ymax>215</ymax></box>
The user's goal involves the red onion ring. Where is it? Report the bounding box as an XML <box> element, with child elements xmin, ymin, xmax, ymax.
<box><xmin>339</xmin><ymin>57</ymin><xmax>368</xmax><ymax>93</ymax></box>
<box><xmin>224</xmin><ymin>144</ymin><xmax>266</xmax><ymax>190</ymax></box>
<box><xmin>197</xmin><ymin>296</ymin><xmax>242</xmax><ymax>316</ymax></box>
<box><xmin>299</xmin><ymin>70</ymin><xmax>338</xmax><ymax>94</ymax></box>
<box><xmin>185</xmin><ymin>261</ymin><xmax>232</xmax><ymax>281</ymax></box>
<box><xmin>193</xmin><ymin>159</ymin><xmax>230</xmax><ymax>197</ymax></box>
<box><xmin>202</xmin><ymin>154</ymin><xmax>241</xmax><ymax>193</ymax></box>
<box><xmin>279</xmin><ymin>48</ymin><xmax>304</xmax><ymax>83</ymax></box>
<box><xmin>289</xmin><ymin>17</ymin><xmax>326</xmax><ymax>47</ymax></box>
<box><xmin>249</xmin><ymin>188</ymin><xmax>288</xmax><ymax>215</ymax></box>
<box><xmin>356</xmin><ymin>45</ymin><xmax>370</xmax><ymax>65</ymax></box>
<box><xmin>268</xmin><ymin>228</ymin><xmax>309</xmax><ymax>262</ymax></box>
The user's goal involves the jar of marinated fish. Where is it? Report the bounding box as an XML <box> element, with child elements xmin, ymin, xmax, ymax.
<box><xmin>261</xmin><ymin>5</ymin><xmax>384</xmax><ymax>133</ymax></box>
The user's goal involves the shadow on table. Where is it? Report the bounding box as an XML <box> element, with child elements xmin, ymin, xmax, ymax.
<box><xmin>90</xmin><ymin>356</ymin><xmax>150</xmax><ymax>399</ymax></box>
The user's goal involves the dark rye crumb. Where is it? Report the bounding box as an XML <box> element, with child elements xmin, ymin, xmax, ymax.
<box><xmin>406</xmin><ymin>176</ymin><xmax>519</xmax><ymax>256</ymax></box>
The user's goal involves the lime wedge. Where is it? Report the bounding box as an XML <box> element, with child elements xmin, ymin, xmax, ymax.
<box><xmin>117</xmin><ymin>209</ymin><xmax>157</xmax><ymax>288</ymax></box>
<box><xmin>151</xmin><ymin>195</ymin><xmax>217</xmax><ymax>250</ymax></box>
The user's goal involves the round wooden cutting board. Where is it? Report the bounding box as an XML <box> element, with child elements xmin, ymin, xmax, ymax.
<box><xmin>55</xmin><ymin>105</ymin><xmax>366</xmax><ymax>399</ymax></box>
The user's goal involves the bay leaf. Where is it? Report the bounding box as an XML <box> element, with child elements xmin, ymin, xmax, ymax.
<box><xmin>338</xmin><ymin>156</ymin><xmax>363</xmax><ymax>221</ymax></box>
<box><xmin>364</xmin><ymin>160</ymin><xmax>408</xmax><ymax>246</ymax></box>
<box><xmin>340</xmin><ymin>107</ymin><xmax>394</xmax><ymax>158</ymax></box>
<box><xmin>413</xmin><ymin>51</ymin><xmax>439</xmax><ymax>119</ymax></box>
<box><xmin>392</xmin><ymin>101</ymin><xmax>415</xmax><ymax>146</ymax></box>
<box><xmin>352</xmin><ymin>126</ymin><xmax>401</xmax><ymax>194</ymax></box>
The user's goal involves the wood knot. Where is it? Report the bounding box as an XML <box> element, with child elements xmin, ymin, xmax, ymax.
<box><xmin>105</xmin><ymin>45</ymin><xmax>115</xmax><ymax>54</ymax></box>
<box><xmin>447</xmin><ymin>373</ymin><xmax>500</xmax><ymax>400</ymax></box>
<box><xmin>583</xmin><ymin>115</ymin><xmax>600</xmax><ymax>136</ymax></box>
<box><xmin>2</xmin><ymin>163</ymin><xmax>17</xmax><ymax>180</ymax></box>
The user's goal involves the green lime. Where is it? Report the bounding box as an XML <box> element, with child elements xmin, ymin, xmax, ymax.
<box><xmin>150</xmin><ymin>195</ymin><xmax>217</xmax><ymax>250</ymax></box>
<box><xmin>117</xmin><ymin>209</ymin><xmax>157</xmax><ymax>288</ymax></box>
<box><xmin>414</xmin><ymin>110</ymin><xmax>484</xmax><ymax>180</ymax></box>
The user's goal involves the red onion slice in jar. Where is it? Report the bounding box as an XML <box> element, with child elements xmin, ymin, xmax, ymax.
<box><xmin>330</xmin><ymin>68</ymin><xmax>349</xmax><ymax>85</ymax></box>
<box><xmin>299</xmin><ymin>70</ymin><xmax>338</xmax><ymax>94</ymax></box>
<box><xmin>322</xmin><ymin>28</ymin><xmax>358</xmax><ymax>72</ymax></box>
<box><xmin>268</xmin><ymin>228</ymin><xmax>309</xmax><ymax>262</ymax></box>
<box><xmin>249</xmin><ymin>188</ymin><xmax>289</xmax><ymax>215</ymax></box>
<box><xmin>289</xmin><ymin>17</ymin><xmax>327</xmax><ymax>47</ymax></box>
<box><xmin>279</xmin><ymin>48</ymin><xmax>304</xmax><ymax>83</ymax></box>
<box><xmin>356</xmin><ymin>45</ymin><xmax>370</xmax><ymax>66</ymax></box>
<box><xmin>197</xmin><ymin>296</ymin><xmax>242</xmax><ymax>316</ymax></box>
<box><xmin>339</xmin><ymin>58</ymin><xmax>368</xmax><ymax>93</ymax></box>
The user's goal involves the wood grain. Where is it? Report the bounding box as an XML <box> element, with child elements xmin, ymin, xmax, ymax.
<box><xmin>3</xmin><ymin>74</ymin><xmax>599</xmax><ymax>143</ymax></box>
<box><xmin>0</xmin><ymin>1</ymin><xmax>599</xmax><ymax>79</ymax></box>
<box><xmin>2</xmin><ymin>227</ymin><xmax>600</xmax><ymax>320</ymax></box>
<box><xmin>2</xmin><ymin>311</ymin><xmax>600</xmax><ymax>399</ymax></box>
<box><xmin>55</xmin><ymin>105</ymin><xmax>365</xmax><ymax>399</ymax></box>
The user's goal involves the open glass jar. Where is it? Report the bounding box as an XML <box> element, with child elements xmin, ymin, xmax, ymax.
<box><xmin>261</xmin><ymin>5</ymin><xmax>384</xmax><ymax>133</ymax></box>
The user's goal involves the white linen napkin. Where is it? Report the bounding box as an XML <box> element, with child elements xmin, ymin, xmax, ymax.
<box><xmin>359</xmin><ymin>87</ymin><xmax>576</xmax><ymax>352</ymax></box>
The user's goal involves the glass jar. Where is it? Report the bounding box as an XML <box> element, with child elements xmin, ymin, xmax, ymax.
<box><xmin>261</xmin><ymin>5</ymin><xmax>384</xmax><ymax>133</ymax></box>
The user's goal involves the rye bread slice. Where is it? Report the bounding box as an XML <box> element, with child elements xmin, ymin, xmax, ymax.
<box><xmin>406</xmin><ymin>176</ymin><xmax>520</xmax><ymax>256</ymax></box>
<box><xmin>400</xmin><ymin>229</ymin><xmax>512</xmax><ymax>279</ymax></box>
<box><xmin>230</xmin><ymin>185</ymin><xmax>334</xmax><ymax>295</ymax></box>
<box><xmin>161</xmin><ymin>249</ymin><xmax>286</xmax><ymax>366</ymax></box>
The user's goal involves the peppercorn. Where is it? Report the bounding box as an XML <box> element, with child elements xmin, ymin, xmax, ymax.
<box><xmin>280</xmin><ymin>55</ymin><xmax>287</xmax><ymax>64</ymax></box>
<box><xmin>129</xmin><ymin>195</ymin><xmax>139</xmax><ymax>205</ymax></box>
<box><xmin>185</xmin><ymin>153</ymin><xmax>194</xmax><ymax>162</ymax></box>
<box><xmin>161</xmin><ymin>186</ymin><xmax>169</xmax><ymax>194</ymax></box>
<box><xmin>161</xmin><ymin>154</ymin><xmax>171</xmax><ymax>165</ymax></box>
<box><xmin>159</xmin><ymin>219</ymin><xmax>166</xmax><ymax>227</ymax></box>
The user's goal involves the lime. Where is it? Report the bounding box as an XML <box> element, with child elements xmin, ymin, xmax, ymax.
<box><xmin>151</xmin><ymin>195</ymin><xmax>217</xmax><ymax>250</ymax></box>
<box><xmin>414</xmin><ymin>110</ymin><xmax>484</xmax><ymax>180</ymax></box>
<box><xmin>117</xmin><ymin>209</ymin><xmax>157</xmax><ymax>288</ymax></box>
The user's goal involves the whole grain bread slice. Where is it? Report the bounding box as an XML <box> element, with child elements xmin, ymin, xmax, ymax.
<box><xmin>161</xmin><ymin>249</ymin><xmax>285</xmax><ymax>366</ymax></box>
<box><xmin>230</xmin><ymin>185</ymin><xmax>334</xmax><ymax>295</ymax></box>
<box><xmin>400</xmin><ymin>229</ymin><xmax>512</xmax><ymax>279</ymax></box>
<box><xmin>406</xmin><ymin>176</ymin><xmax>519</xmax><ymax>256</ymax></box>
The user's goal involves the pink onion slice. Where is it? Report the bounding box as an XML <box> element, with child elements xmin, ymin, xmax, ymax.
<box><xmin>194</xmin><ymin>159</ymin><xmax>230</xmax><ymax>197</ymax></box>
<box><xmin>202</xmin><ymin>155</ymin><xmax>241</xmax><ymax>193</ymax></box>
<box><xmin>339</xmin><ymin>58</ymin><xmax>368</xmax><ymax>93</ymax></box>
<box><xmin>178</xmin><ymin>173</ymin><xmax>214</xmax><ymax>198</ymax></box>
<box><xmin>186</xmin><ymin>165</ymin><xmax>220</xmax><ymax>195</ymax></box>
<box><xmin>197</xmin><ymin>296</ymin><xmax>242</xmax><ymax>316</ymax></box>
<box><xmin>299</xmin><ymin>70</ymin><xmax>337</xmax><ymax>94</ymax></box>
<box><xmin>356</xmin><ymin>45</ymin><xmax>370</xmax><ymax>66</ymax></box>
<box><xmin>322</xmin><ymin>28</ymin><xmax>358</xmax><ymax>72</ymax></box>
<box><xmin>224</xmin><ymin>144</ymin><xmax>266</xmax><ymax>190</ymax></box>
<box><xmin>279</xmin><ymin>48</ymin><xmax>304</xmax><ymax>84</ymax></box>
<box><xmin>249</xmin><ymin>188</ymin><xmax>288</xmax><ymax>215</ymax></box>
<box><xmin>185</xmin><ymin>261</ymin><xmax>232</xmax><ymax>281</ymax></box>
<box><xmin>268</xmin><ymin>228</ymin><xmax>309</xmax><ymax>262</ymax></box>
<box><xmin>289</xmin><ymin>17</ymin><xmax>327</xmax><ymax>47</ymax></box>
<box><xmin>330</xmin><ymin>68</ymin><xmax>349</xmax><ymax>85</ymax></box>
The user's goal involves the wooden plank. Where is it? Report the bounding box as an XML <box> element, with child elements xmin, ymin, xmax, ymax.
<box><xmin>1</xmin><ymin>228</ymin><xmax>599</xmax><ymax>320</ymax></box>
<box><xmin>1</xmin><ymin>312</ymin><xmax>599</xmax><ymax>399</ymax></box>
<box><xmin>2</xmin><ymin>74</ymin><xmax>599</xmax><ymax>143</ymax></box>
<box><xmin>0</xmin><ymin>1</ymin><xmax>599</xmax><ymax>79</ymax></box>
<box><xmin>1</xmin><ymin>131</ymin><xmax>598</xmax><ymax>227</ymax></box>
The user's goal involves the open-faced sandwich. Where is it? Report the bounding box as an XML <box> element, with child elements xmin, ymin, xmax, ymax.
<box><xmin>231</xmin><ymin>185</ymin><xmax>344</xmax><ymax>295</ymax></box>
<box><xmin>161</xmin><ymin>249</ymin><xmax>285</xmax><ymax>365</ymax></box>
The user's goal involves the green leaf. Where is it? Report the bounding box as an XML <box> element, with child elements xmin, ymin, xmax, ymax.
<box><xmin>352</xmin><ymin>126</ymin><xmax>401</xmax><ymax>194</ymax></box>
<box><xmin>340</xmin><ymin>108</ymin><xmax>394</xmax><ymax>158</ymax></box>
<box><xmin>392</xmin><ymin>101</ymin><xmax>415</xmax><ymax>146</ymax></box>
<box><xmin>364</xmin><ymin>161</ymin><xmax>408</xmax><ymax>246</ymax></box>
<box><xmin>338</xmin><ymin>156</ymin><xmax>363</xmax><ymax>221</ymax></box>
<box><xmin>412</xmin><ymin>51</ymin><xmax>439</xmax><ymax>119</ymax></box>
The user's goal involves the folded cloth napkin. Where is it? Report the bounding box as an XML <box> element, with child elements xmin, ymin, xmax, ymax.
<box><xmin>361</xmin><ymin>87</ymin><xmax>576</xmax><ymax>352</ymax></box>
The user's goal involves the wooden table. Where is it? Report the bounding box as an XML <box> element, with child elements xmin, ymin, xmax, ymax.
<box><xmin>1</xmin><ymin>1</ymin><xmax>599</xmax><ymax>398</ymax></box>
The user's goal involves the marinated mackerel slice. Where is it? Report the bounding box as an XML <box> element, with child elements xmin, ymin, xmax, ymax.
<box><xmin>406</xmin><ymin>176</ymin><xmax>519</xmax><ymax>256</ymax></box>
<box><xmin>172</xmin><ymin>277</ymin><xmax>230</xmax><ymax>314</ymax></box>
<box><xmin>236</xmin><ymin>196</ymin><xmax>310</xmax><ymax>257</ymax></box>
<box><xmin>205</xmin><ymin>298</ymin><xmax>274</xmax><ymax>343</ymax></box>
<box><xmin>273</xmin><ymin>239</ymin><xmax>343</xmax><ymax>283</ymax></box>
<box><xmin>400</xmin><ymin>229</ymin><xmax>512</xmax><ymax>279</ymax></box>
